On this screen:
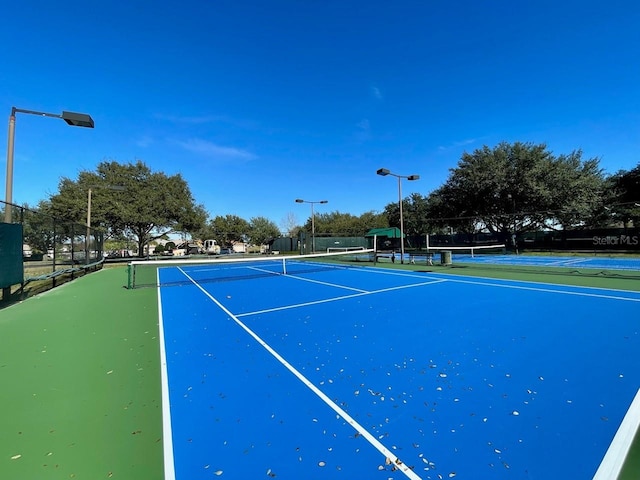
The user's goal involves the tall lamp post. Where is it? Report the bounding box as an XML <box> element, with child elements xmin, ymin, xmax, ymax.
<box><xmin>5</xmin><ymin>107</ymin><xmax>94</xmax><ymax>223</ymax></box>
<box><xmin>86</xmin><ymin>185</ymin><xmax>125</xmax><ymax>264</ymax></box>
<box><xmin>376</xmin><ymin>168</ymin><xmax>420</xmax><ymax>264</ymax></box>
<box><xmin>295</xmin><ymin>198</ymin><xmax>328</xmax><ymax>253</ymax></box>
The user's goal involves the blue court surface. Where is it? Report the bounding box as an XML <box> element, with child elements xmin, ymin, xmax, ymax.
<box><xmin>409</xmin><ymin>252</ymin><xmax>640</xmax><ymax>271</ymax></box>
<box><xmin>157</xmin><ymin>261</ymin><xmax>640</xmax><ymax>479</ymax></box>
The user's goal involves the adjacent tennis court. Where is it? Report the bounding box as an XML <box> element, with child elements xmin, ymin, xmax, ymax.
<box><xmin>153</xmin><ymin>254</ymin><xmax>640</xmax><ymax>479</ymax></box>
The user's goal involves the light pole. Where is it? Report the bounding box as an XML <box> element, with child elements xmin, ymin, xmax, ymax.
<box><xmin>295</xmin><ymin>198</ymin><xmax>328</xmax><ymax>253</ymax></box>
<box><xmin>4</xmin><ymin>107</ymin><xmax>94</xmax><ymax>223</ymax></box>
<box><xmin>86</xmin><ymin>185</ymin><xmax>125</xmax><ymax>263</ymax></box>
<box><xmin>376</xmin><ymin>168</ymin><xmax>420</xmax><ymax>264</ymax></box>
<box><xmin>507</xmin><ymin>193</ymin><xmax>517</xmax><ymax>254</ymax></box>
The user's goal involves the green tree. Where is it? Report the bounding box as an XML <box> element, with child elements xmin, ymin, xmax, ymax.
<box><xmin>308</xmin><ymin>211</ymin><xmax>387</xmax><ymax>236</ymax></box>
<box><xmin>201</xmin><ymin>215</ymin><xmax>250</xmax><ymax>247</ymax></box>
<box><xmin>609</xmin><ymin>163</ymin><xmax>640</xmax><ymax>228</ymax></box>
<box><xmin>248</xmin><ymin>216</ymin><xmax>281</xmax><ymax>247</ymax></box>
<box><xmin>357</xmin><ymin>210</ymin><xmax>389</xmax><ymax>232</ymax></box>
<box><xmin>546</xmin><ymin>152</ymin><xmax>605</xmax><ymax>229</ymax></box>
<box><xmin>424</xmin><ymin>142</ymin><xmax>605</xmax><ymax>241</ymax></box>
<box><xmin>383</xmin><ymin>193</ymin><xmax>428</xmax><ymax>236</ymax></box>
<box><xmin>49</xmin><ymin>160</ymin><xmax>207</xmax><ymax>256</ymax></box>
<box><xmin>21</xmin><ymin>201</ymin><xmax>56</xmax><ymax>255</ymax></box>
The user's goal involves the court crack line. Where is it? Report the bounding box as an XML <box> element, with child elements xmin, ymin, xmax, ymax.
<box><xmin>176</xmin><ymin>266</ymin><xmax>423</xmax><ymax>480</ymax></box>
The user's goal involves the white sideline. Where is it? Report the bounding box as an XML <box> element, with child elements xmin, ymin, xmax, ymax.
<box><xmin>593</xmin><ymin>388</ymin><xmax>640</xmax><ymax>480</ymax></box>
<box><xmin>157</xmin><ymin>273</ymin><xmax>176</xmax><ymax>480</ymax></box>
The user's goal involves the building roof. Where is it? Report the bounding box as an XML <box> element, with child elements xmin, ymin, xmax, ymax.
<box><xmin>364</xmin><ymin>227</ymin><xmax>404</xmax><ymax>238</ymax></box>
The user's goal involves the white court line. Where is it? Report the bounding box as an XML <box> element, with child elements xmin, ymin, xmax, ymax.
<box><xmin>281</xmin><ymin>274</ymin><xmax>370</xmax><ymax>293</ymax></box>
<box><xmin>157</xmin><ymin>273</ymin><xmax>176</xmax><ymax>480</ymax></box>
<box><xmin>236</xmin><ymin>279</ymin><xmax>447</xmax><ymax>317</ymax></box>
<box><xmin>176</xmin><ymin>266</ymin><xmax>423</xmax><ymax>480</ymax></box>
<box><xmin>359</xmin><ymin>266</ymin><xmax>640</xmax><ymax>302</ymax></box>
<box><xmin>593</xmin><ymin>388</ymin><xmax>640</xmax><ymax>480</ymax></box>
<box><xmin>443</xmin><ymin>277</ymin><xmax>640</xmax><ymax>303</ymax></box>
<box><xmin>546</xmin><ymin>257</ymin><xmax>589</xmax><ymax>267</ymax></box>
<box><xmin>248</xmin><ymin>266</ymin><xmax>369</xmax><ymax>293</ymax></box>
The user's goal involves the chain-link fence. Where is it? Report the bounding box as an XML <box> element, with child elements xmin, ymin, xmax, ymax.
<box><xmin>272</xmin><ymin>233</ymin><xmax>370</xmax><ymax>255</ymax></box>
<box><xmin>1</xmin><ymin>200</ymin><xmax>104</xmax><ymax>302</ymax></box>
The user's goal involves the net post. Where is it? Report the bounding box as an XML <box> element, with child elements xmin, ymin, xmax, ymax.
<box><xmin>282</xmin><ymin>257</ymin><xmax>287</xmax><ymax>275</ymax></box>
<box><xmin>373</xmin><ymin>235</ymin><xmax>378</xmax><ymax>265</ymax></box>
<box><xmin>127</xmin><ymin>262</ymin><xmax>132</xmax><ymax>289</ymax></box>
<box><xmin>471</xmin><ymin>247</ymin><xmax>475</xmax><ymax>258</ymax></box>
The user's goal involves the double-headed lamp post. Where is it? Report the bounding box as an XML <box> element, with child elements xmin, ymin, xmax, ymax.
<box><xmin>295</xmin><ymin>198</ymin><xmax>328</xmax><ymax>253</ymax></box>
<box><xmin>376</xmin><ymin>168</ymin><xmax>420</xmax><ymax>264</ymax></box>
<box><xmin>5</xmin><ymin>107</ymin><xmax>94</xmax><ymax>223</ymax></box>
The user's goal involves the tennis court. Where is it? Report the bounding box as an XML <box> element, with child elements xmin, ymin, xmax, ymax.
<box><xmin>401</xmin><ymin>247</ymin><xmax>640</xmax><ymax>272</ymax></box>
<box><xmin>153</xmin><ymin>253</ymin><xmax>640</xmax><ymax>479</ymax></box>
<box><xmin>442</xmin><ymin>253</ymin><xmax>640</xmax><ymax>271</ymax></box>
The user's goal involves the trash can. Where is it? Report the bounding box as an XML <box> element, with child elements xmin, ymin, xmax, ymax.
<box><xmin>440</xmin><ymin>250</ymin><xmax>452</xmax><ymax>265</ymax></box>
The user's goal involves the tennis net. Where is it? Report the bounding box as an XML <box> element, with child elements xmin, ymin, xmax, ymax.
<box><xmin>426</xmin><ymin>244</ymin><xmax>506</xmax><ymax>258</ymax></box>
<box><xmin>400</xmin><ymin>244</ymin><xmax>506</xmax><ymax>265</ymax></box>
<box><xmin>376</xmin><ymin>245</ymin><xmax>505</xmax><ymax>265</ymax></box>
<box><xmin>127</xmin><ymin>249</ymin><xmax>375</xmax><ymax>289</ymax></box>
<box><xmin>326</xmin><ymin>246</ymin><xmax>366</xmax><ymax>253</ymax></box>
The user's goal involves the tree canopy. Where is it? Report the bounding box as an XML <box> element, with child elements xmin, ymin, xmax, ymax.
<box><xmin>248</xmin><ymin>216</ymin><xmax>281</xmax><ymax>247</ymax></box>
<box><xmin>609</xmin><ymin>164</ymin><xmax>640</xmax><ymax>228</ymax></box>
<box><xmin>421</xmin><ymin>142</ymin><xmax>606</xmax><ymax>240</ymax></box>
<box><xmin>49</xmin><ymin>160</ymin><xmax>207</xmax><ymax>256</ymax></box>
<box><xmin>307</xmin><ymin>211</ymin><xmax>388</xmax><ymax>236</ymax></box>
<box><xmin>18</xmin><ymin>143</ymin><xmax>640</xmax><ymax>259</ymax></box>
<box><xmin>198</xmin><ymin>215</ymin><xmax>251</xmax><ymax>248</ymax></box>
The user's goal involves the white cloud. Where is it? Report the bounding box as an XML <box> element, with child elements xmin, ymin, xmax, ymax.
<box><xmin>175</xmin><ymin>138</ymin><xmax>257</xmax><ymax>160</ymax></box>
<box><xmin>135</xmin><ymin>135</ymin><xmax>154</xmax><ymax>148</ymax></box>
<box><xmin>154</xmin><ymin>113</ymin><xmax>258</xmax><ymax>130</ymax></box>
<box><xmin>353</xmin><ymin>119</ymin><xmax>372</xmax><ymax>143</ymax></box>
<box><xmin>154</xmin><ymin>113</ymin><xmax>223</xmax><ymax>125</ymax></box>
<box><xmin>371</xmin><ymin>85</ymin><xmax>383</xmax><ymax>100</ymax></box>
<box><xmin>438</xmin><ymin>138</ymin><xmax>477</xmax><ymax>151</ymax></box>
<box><xmin>357</xmin><ymin>119</ymin><xmax>371</xmax><ymax>131</ymax></box>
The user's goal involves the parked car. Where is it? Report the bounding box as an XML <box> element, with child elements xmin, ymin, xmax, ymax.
<box><xmin>106</xmin><ymin>250</ymin><xmax>133</xmax><ymax>259</ymax></box>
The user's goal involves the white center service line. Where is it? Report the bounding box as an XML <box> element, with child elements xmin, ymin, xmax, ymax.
<box><xmin>177</xmin><ymin>266</ymin><xmax>423</xmax><ymax>480</ymax></box>
<box><xmin>248</xmin><ymin>266</ymin><xmax>369</xmax><ymax>293</ymax></box>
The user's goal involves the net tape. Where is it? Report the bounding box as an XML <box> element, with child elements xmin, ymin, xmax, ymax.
<box><xmin>127</xmin><ymin>249</ymin><xmax>375</xmax><ymax>289</ymax></box>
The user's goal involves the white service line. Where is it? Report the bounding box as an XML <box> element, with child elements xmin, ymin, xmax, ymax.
<box><xmin>282</xmin><ymin>273</ymin><xmax>370</xmax><ymax>292</ymax></box>
<box><xmin>236</xmin><ymin>279</ymin><xmax>448</xmax><ymax>317</ymax></box>
<box><xmin>248</xmin><ymin>266</ymin><xmax>369</xmax><ymax>293</ymax></box>
<box><xmin>177</xmin><ymin>266</ymin><xmax>423</xmax><ymax>480</ymax></box>
<box><xmin>546</xmin><ymin>257</ymin><xmax>588</xmax><ymax>266</ymax></box>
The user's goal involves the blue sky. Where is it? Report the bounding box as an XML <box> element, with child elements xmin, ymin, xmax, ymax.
<box><xmin>2</xmin><ymin>0</ymin><xmax>639</xmax><ymax>232</ymax></box>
